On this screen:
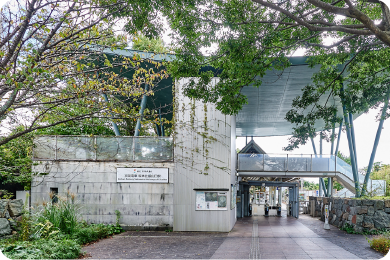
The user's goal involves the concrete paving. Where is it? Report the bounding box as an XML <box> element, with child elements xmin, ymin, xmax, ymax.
<box><xmin>82</xmin><ymin>212</ymin><xmax>385</xmax><ymax>259</ymax></box>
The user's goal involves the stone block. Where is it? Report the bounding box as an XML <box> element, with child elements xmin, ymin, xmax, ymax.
<box><xmin>356</xmin><ymin>215</ymin><xmax>364</xmax><ymax>224</ymax></box>
<box><xmin>8</xmin><ymin>219</ymin><xmax>17</xmax><ymax>230</ymax></box>
<box><xmin>344</xmin><ymin>199</ymin><xmax>349</xmax><ymax>204</ymax></box>
<box><xmin>363</xmin><ymin>216</ymin><xmax>374</xmax><ymax>228</ymax></box>
<box><xmin>367</xmin><ymin>206</ymin><xmax>375</xmax><ymax>216</ymax></box>
<box><xmin>363</xmin><ymin>200</ymin><xmax>374</xmax><ymax>206</ymax></box>
<box><xmin>354</xmin><ymin>226</ymin><xmax>363</xmax><ymax>233</ymax></box>
<box><xmin>0</xmin><ymin>218</ymin><xmax>11</xmax><ymax>236</ymax></box>
<box><xmin>385</xmin><ymin>200</ymin><xmax>390</xmax><ymax>208</ymax></box>
<box><xmin>374</xmin><ymin>200</ymin><xmax>384</xmax><ymax>211</ymax></box>
<box><xmin>0</xmin><ymin>200</ymin><xmax>9</xmax><ymax>218</ymax></box>
<box><xmin>348</xmin><ymin>214</ymin><xmax>353</xmax><ymax>221</ymax></box>
<box><xmin>385</xmin><ymin>208</ymin><xmax>390</xmax><ymax>213</ymax></box>
<box><xmin>8</xmin><ymin>199</ymin><xmax>24</xmax><ymax>217</ymax></box>
<box><xmin>355</xmin><ymin>200</ymin><xmax>362</xmax><ymax>206</ymax></box>
<box><xmin>358</xmin><ymin>206</ymin><xmax>368</xmax><ymax>214</ymax></box>
<box><xmin>342</xmin><ymin>212</ymin><xmax>349</xmax><ymax>220</ymax></box>
<box><xmin>342</xmin><ymin>204</ymin><xmax>348</xmax><ymax>212</ymax></box>
<box><xmin>373</xmin><ymin>211</ymin><xmax>390</xmax><ymax>229</ymax></box>
<box><xmin>351</xmin><ymin>215</ymin><xmax>357</xmax><ymax>224</ymax></box>
<box><xmin>346</xmin><ymin>206</ymin><xmax>351</xmax><ymax>213</ymax></box>
<box><xmin>350</xmin><ymin>207</ymin><xmax>357</xmax><ymax>215</ymax></box>
<box><xmin>348</xmin><ymin>200</ymin><xmax>356</xmax><ymax>206</ymax></box>
<box><xmin>336</xmin><ymin>210</ymin><xmax>343</xmax><ymax>218</ymax></box>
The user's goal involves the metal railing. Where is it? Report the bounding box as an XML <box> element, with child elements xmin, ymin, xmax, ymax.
<box><xmin>33</xmin><ymin>136</ymin><xmax>174</xmax><ymax>161</ymax></box>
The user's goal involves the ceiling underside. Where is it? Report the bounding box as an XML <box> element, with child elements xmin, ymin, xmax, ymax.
<box><xmin>236</xmin><ymin>61</ymin><xmax>344</xmax><ymax>137</ymax></box>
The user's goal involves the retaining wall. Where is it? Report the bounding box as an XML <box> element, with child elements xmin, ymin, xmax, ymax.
<box><xmin>309</xmin><ymin>196</ymin><xmax>390</xmax><ymax>232</ymax></box>
<box><xmin>0</xmin><ymin>199</ymin><xmax>24</xmax><ymax>239</ymax></box>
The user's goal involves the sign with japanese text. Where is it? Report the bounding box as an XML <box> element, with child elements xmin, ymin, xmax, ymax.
<box><xmin>117</xmin><ymin>168</ymin><xmax>169</xmax><ymax>183</ymax></box>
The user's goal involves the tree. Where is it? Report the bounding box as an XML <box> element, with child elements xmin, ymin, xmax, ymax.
<box><xmin>0</xmin><ymin>0</ymin><xmax>168</xmax><ymax>146</ymax></box>
<box><xmin>365</xmin><ymin>163</ymin><xmax>390</xmax><ymax>196</ymax></box>
<box><xmin>111</xmin><ymin>0</ymin><xmax>390</xmax><ymax>196</ymax></box>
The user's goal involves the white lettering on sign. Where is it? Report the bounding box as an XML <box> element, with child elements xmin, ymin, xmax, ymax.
<box><xmin>117</xmin><ymin>168</ymin><xmax>169</xmax><ymax>183</ymax></box>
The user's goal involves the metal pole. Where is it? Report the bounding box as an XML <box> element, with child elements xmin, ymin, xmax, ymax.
<box><xmin>159</xmin><ymin>108</ymin><xmax>165</xmax><ymax>137</ymax></box>
<box><xmin>319</xmin><ymin>132</ymin><xmax>327</xmax><ymax>196</ymax></box>
<box><xmin>102</xmin><ymin>93</ymin><xmax>121</xmax><ymax>136</ymax></box>
<box><xmin>310</xmin><ymin>137</ymin><xmax>317</xmax><ymax>155</ymax></box>
<box><xmin>134</xmin><ymin>84</ymin><xmax>149</xmax><ymax>137</ymax></box>
<box><xmin>362</xmin><ymin>88</ymin><xmax>390</xmax><ymax>196</ymax></box>
<box><xmin>349</xmin><ymin>112</ymin><xmax>358</xmax><ymax>171</ymax></box>
<box><xmin>328</xmin><ymin>177</ymin><xmax>333</xmax><ymax>197</ymax></box>
<box><xmin>341</xmin><ymin>86</ymin><xmax>360</xmax><ymax>197</ymax></box>
<box><xmin>334</xmin><ymin>119</ymin><xmax>343</xmax><ymax>157</ymax></box>
<box><xmin>331</xmin><ymin>113</ymin><xmax>336</xmax><ymax>155</ymax></box>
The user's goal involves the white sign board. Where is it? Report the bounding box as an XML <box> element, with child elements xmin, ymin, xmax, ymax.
<box><xmin>195</xmin><ymin>191</ymin><xmax>227</xmax><ymax>211</ymax></box>
<box><xmin>117</xmin><ymin>168</ymin><xmax>169</xmax><ymax>183</ymax></box>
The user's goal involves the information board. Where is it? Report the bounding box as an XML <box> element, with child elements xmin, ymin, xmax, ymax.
<box><xmin>117</xmin><ymin>168</ymin><xmax>168</xmax><ymax>183</ymax></box>
<box><xmin>196</xmin><ymin>191</ymin><xmax>227</xmax><ymax>211</ymax></box>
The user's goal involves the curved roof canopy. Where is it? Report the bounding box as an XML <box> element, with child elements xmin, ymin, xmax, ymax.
<box><xmin>100</xmin><ymin>49</ymin><xmax>347</xmax><ymax>137</ymax></box>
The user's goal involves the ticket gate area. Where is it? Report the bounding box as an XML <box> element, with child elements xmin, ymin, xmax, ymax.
<box><xmin>237</xmin><ymin>181</ymin><xmax>299</xmax><ymax>218</ymax></box>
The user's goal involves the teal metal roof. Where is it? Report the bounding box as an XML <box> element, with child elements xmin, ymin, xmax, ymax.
<box><xmin>99</xmin><ymin>49</ymin><xmax>346</xmax><ymax>137</ymax></box>
<box><xmin>236</xmin><ymin>59</ymin><xmax>344</xmax><ymax>137</ymax></box>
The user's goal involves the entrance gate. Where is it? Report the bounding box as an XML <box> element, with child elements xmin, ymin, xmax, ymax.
<box><xmin>237</xmin><ymin>181</ymin><xmax>299</xmax><ymax>218</ymax></box>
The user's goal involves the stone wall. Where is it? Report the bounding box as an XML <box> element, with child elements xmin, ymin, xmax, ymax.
<box><xmin>309</xmin><ymin>196</ymin><xmax>390</xmax><ymax>232</ymax></box>
<box><xmin>0</xmin><ymin>199</ymin><xmax>24</xmax><ymax>239</ymax></box>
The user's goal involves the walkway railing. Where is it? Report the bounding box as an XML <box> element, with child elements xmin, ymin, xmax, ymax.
<box><xmin>237</xmin><ymin>154</ymin><xmax>386</xmax><ymax>196</ymax></box>
<box><xmin>33</xmin><ymin>136</ymin><xmax>174</xmax><ymax>161</ymax></box>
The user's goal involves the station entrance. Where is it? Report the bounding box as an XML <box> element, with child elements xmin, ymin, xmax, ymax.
<box><xmin>237</xmin><ymin>180</ymin><xmax>299</xmax><ymax>219</ymax></box>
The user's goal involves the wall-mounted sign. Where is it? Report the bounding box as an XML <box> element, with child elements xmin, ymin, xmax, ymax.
<box><xmin>117</xmin><ymin>168</ymin><xmax>168</xmax><ymax>183</ymax></box>
<box><xmin>196</xmin><ymin>191</ymin><xmax>227</xmax><ymax>211</ymax></box>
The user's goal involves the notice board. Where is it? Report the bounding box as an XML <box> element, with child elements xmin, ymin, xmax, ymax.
<box><xmin>196</xmin><ymin>191</ymin><xmax>227</xmax><ymax>211</ymax></box>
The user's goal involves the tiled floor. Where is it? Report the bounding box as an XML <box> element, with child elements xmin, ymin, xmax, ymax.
<box><xmin>83</xmin><ymin>211</ymin><xmax>384</xmax><ymax>259</ymax></box>
<box><xmin>211</xmin><ymin>214</ymin><xmax>380</xmax><ymax>259</ymax></box>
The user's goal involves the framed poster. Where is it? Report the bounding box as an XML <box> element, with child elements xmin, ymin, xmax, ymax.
<box><xmin>196</xmin><ymin>191</ymin><xmax>227</xmax><ymax>211</ymax></box>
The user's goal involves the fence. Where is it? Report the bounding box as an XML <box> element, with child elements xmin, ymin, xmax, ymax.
<box><xmin>33</xmin><ymin>136</ymin><xmax>174</xmax><ymax>161</ymax></box>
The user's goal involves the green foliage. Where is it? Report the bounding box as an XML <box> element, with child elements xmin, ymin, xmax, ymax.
<box><xmin>323</xmin><ymin>178</ymin><xmax>344</xmax><ymax>191</ymax></box>
<box><xmin>303</xmin><ymin>181</ymin><xmax>319</xmax><ymax>191</ymax></box>
<box><xmin>33</xmin><ymin>191</ymin><xmax>79</xmax><ymax>235</ymax></box>
<box><xmin>367</xmin><ymin>233</ymin><xmax>390</xmax><ymax>254</ymax></box>
<box><xmin>36</xmin><ymin>119</ymin><xmax>115</xmax><ymax>136</ymax></box>
<box><xmin>0</xmin><ymin>192</ymin><xmax>125</xmax><ymax>259</ymax></box>
<box><xmin>132</xmin><ymin>32</ymin><xmax>169</xmax><ymax>53</ymax></box>
<box><xmin>0</xmin><ymin>238</ymin><xmax>81</xmax><ymax>259</ymax></box>
<box><xmin>369</xmin><ymin>163</ymin><xmax>390</xmax><ymax>197</ymax></box>
<box><xmin>0</xmin><ymin>127</ymin><xmax>35</xmax><ymax>190</ymax></box>
<box><xmin>0</xmin><ymin>190</ymin><xmax>14</xmax><ymax>199</ymax></box>
<box><xmin>337</xmin><ymin>151</ymin><xmax>352</xmax><ymax>166</ymax></box>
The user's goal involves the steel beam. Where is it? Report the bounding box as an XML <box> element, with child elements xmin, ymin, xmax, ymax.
<box><xmin>349</xmin><ymin>112</ymin><xmax>358</xmax><ymax>171</ymax></box>
<box><xmin>334</xmin><ymin>119</ymin><xmax>343</xmax><ymax>157</ymax></box>
<box><xmin>341</xmin><ymin>86</ymin><xmax>360</xmax><ymax>197</ymax></box>
<box><xmin>331</xmin><ymin>113</ymin><xmax>336</xmax><ymax>155</ymax></box>
<box><xmin>134</xmin><ymin>84</ymin><xmax>149</xmax><ymax>137</ymax></box>
<box><xmin>362</xmin><ymin>88</ymin><xmax>390</xmax><ymax>196</ymax></box>
<box><xmin>101</xmin><ymin>93</ymin><xmax>121</xmax><ymax>136</ymax></box>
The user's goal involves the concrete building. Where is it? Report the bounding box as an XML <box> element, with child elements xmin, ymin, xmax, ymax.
<box><xmin>31</xmin><ymin>50</ymin><xmax>386</xmax><ymax>232</ymax></box>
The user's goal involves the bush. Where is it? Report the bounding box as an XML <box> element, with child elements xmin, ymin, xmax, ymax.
<box><xmin>0</xmin><ymin>238</ymin><xmax>81</xmax><ymax>259</ymax></box>
<box><xmin>1</xmin><ymin>192</ymin><xmax>125</xmax><ymax>259</ymax></box>
<box><xmin>368</xmin><ymin>233</ymin><xmax>390</xmax><ymax>255</ymax></box>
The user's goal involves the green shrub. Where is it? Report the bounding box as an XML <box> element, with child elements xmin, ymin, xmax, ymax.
<box><xmin>0</xmin><ymin>238</ymin><xmax>81</xmax><ymax>259</ymax></box>
<box><xmin>32</xmin><ymin>191</ymin><xmax>79</xmax><ymax>235</ymax></box>
<box><xmin>367</xmin><ymin>233</ymin><xmax>390</xmax><ymax>255</ymax></box>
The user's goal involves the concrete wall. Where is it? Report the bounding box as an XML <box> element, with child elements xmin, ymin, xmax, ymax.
<box><xmin>174</xmin><ymin>78</ymin><xmax>235</xmax><ymax>232</ymax></box>
<box><xmin>32</xmin><ymin>161</ymin><xmax>174</xmax><ymax>230</ymax></box>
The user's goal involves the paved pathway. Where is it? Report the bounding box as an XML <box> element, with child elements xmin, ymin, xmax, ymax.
<box><xmin>83</xmin><ymin>214</ymin><xmax>385</xmax><ymax>259</ymax></box>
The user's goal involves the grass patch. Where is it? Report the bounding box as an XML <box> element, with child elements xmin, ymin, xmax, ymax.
<box><xmin>0</xmin><ymin>191</ymin><xmax>124</xmax><ymax>259</ymax></box>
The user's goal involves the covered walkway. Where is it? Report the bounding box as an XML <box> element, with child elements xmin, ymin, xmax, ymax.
<box><xmin>82</xmin><ymin>214</ymin><xmax>383</xmax><ymax>259</ymax></box>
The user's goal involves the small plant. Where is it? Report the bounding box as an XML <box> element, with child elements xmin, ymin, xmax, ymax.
<box><xmin>0</xmin><ymin>190</ymin><xmax>14</xmax><ymax>199</ymax></box>
<box><xmin>340</xmin><ymin>223</ymin><xmax>357</xmax><ymax>234</ymax></box>
<box><xmin>367</xmin><ymin>233</ymin><xmax>390</xmax><ymax>254</ymax></box>
<box><xmin>113</xmin><ymin>210</ymin><xmax>124</xmax><ymax>233</ymax></box>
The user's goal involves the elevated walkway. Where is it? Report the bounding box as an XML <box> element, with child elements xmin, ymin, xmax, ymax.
<box><xmin>237</xmin><ymin>154</ymin><xmax>386</xmax><ymax>196</ymax></box>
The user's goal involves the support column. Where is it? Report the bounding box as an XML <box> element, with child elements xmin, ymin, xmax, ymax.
<box><xmin>243</xmin><ymin>185</ymin><xmax>250</xmax><ymax>217</ymax></box>
<box><xmin>278</xmin><ymin>187</ymin><xmax>282</xmax><ymax>205</ymax></box>
<box><xmin>134</xmin><ymin>84</ymin><xmax>149</xmax><ymax>136</ymax></box>
<box><xmin>334</xmin><ymin>119</ymin><xmax>343</xmax><ymax>157</ymax></box>
<box><xmin>102</xmin><ymin>93</ymin><xmax>121</xmax><ymax>136</ymax></box>
<box><xmin>349</xmin><ymin>112</ymin><xmax>358</xmax><ymax>171</ymax></box>
<box><xmin>362</xmin><ymin>88</ymin><xmax>390</xmax><ymax>196</ymax></box>
<box><xmin>341</xmin><ymin>86</ymin><xmax>360</xmax><ymax>197</ymax></box>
